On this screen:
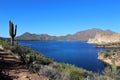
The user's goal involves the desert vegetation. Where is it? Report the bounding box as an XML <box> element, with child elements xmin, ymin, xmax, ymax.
<box><xmin>0</xmin><ymin>39</ymin><xmax>93</xmax><ymax>80</ymax></box>
<box><xmin>98</xmin><ymin>49</ymin><xmax>120</xmax><ymax>67</ymax></box>
<box><xmin>1</xmin><ymin>38</ymin><xmax>120</xmax><ymax>80</ymax></box>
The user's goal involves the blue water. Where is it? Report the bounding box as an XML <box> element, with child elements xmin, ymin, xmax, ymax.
<box><xmin>18</xmin><ymin>40</ymin><xmax>110</xmax><ymax>72</ymax></box>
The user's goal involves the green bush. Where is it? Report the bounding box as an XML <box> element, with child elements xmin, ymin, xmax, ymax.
<box><xmin>102</xmin><ymin>66</ymin><xmax>120</xmax><ymax>80</ymax></box>
<box><xmin>113</xmin><ymin>49</ymin><xmax>117</xmax><ymax>52</ymax></box>
<box><xmin>51</xmin><ymin>63</ymin><xmax>94</xmax><ymax>80</ymax></box>
<box><xmin>103</xmin><ymin>52</ymin><xmax>110</xmax><ymax>58</ymax></box>
<box><xmin>0</xmin><ymin>39</ymin><xmax>10</xmax><ymax>49</ymax></box>
<box><xmin>70</xmin><ymin>70</ymin><xmax>86</xmax><ymax>80</ymax></box>
<box><xmin>106</xmin><ymin>50</ymin><xmax>110</xmax><ymax>52</ymax></box>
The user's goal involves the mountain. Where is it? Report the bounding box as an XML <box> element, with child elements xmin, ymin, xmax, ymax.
<box><xmin>16</xmin><ymin>32</ymin><xmax>56</xmax><ymax>40</ymax></box>
<box><xmin>16</xmin><ymin>28</ymin><xmax>116</xmax><ymax>41</ymax></box>
<box><xmin>69</xmin><ymin>28</ymin><xmax>103</xmax><ymax>41</ymax></box>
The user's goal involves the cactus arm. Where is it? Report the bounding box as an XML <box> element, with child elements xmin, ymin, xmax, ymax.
<box><xmin>14</xmin><ymin>25</ymin><xmax>17</xmax><ymax>37</ymax></box>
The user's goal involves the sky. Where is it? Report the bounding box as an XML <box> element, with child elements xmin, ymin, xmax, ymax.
<box><xmin>0</xmin><ymin>0</ymin><xmax>120</xmax><ymax>37</ymax></box>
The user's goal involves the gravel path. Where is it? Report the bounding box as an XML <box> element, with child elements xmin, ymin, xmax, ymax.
<box><xmin>0</xmin><ymin>49</ymin><xmax>48</xmax><ymax>80</ymax></box>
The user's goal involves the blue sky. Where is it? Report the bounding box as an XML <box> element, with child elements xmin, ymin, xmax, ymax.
<box><xmin>0</xmin><ymin>0</ymin><xmax>120</xmax><ymax>37</ymax></box>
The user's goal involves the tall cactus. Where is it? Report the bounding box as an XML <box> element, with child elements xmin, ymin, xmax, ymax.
<box><xmin>9</xmin><ymin>20</ymin><xmax>17</xmax><ymax>46</ymax></box>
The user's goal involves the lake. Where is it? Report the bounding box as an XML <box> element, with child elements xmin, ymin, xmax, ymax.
<box><xmin>18</xmin><ymin>40</ymin><xmax>109</xmax><ymax>72</ymax></box>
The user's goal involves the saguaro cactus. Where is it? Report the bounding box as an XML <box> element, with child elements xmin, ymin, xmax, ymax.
<box><xmin>9</xmin><ymin>20</ymin><xmax>17</xmax><ymax>46</ymax></box>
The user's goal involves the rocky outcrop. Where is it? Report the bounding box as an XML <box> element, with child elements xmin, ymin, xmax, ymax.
<box><xmin>88</xmin><ymin>32</ymin><xmax>120</xmax><ymax>44</ymax></box>
<box><xmin>98</xmin><ymin>52</ymin><xmax>120</xmax><ymax>67</ymax></box>
<box><xmin>0</xmin><ymin>45</ymin><xmax>3</xmax><ymax>50</ymax></box>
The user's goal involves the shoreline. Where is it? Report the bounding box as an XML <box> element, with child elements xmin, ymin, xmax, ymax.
<box><xmin>98</xmin><ymin>52</ymin><xmax>120</xmax><ymax>67</ymax></box>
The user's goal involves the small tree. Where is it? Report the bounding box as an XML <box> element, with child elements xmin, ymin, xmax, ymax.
<box><xmin>9</xmin><ymin>20</ymin><xmax>17</xmax><ymax>46</ymax></box>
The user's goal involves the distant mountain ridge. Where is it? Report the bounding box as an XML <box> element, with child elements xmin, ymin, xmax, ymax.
<box><xmin>16</xmin><ymin>28</ymin><xmax>116</xmax><ymax>41</ymax></box>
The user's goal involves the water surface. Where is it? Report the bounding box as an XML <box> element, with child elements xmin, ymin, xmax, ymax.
<box><xmin>18</xmin><ymin>40</ymin><xmax>109</xmax><ymax>72</ymax></box>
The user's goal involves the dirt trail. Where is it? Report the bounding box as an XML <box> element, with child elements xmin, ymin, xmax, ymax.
<box><xmin>0</xmin><ymin>49</ymin><xmax>48</xmax><ymax>80</ymax></box>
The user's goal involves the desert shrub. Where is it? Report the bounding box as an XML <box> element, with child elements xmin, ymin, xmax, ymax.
<box><xmin>25</xmin><ymin>53</ymin><xmax>36</xmax><ymax>68</ymax></box>
<box><xmin>35</xmin><ymin>55</ymin><xmax>53</xmax><ymax>65</ymax></box>
<box><xmin>51</xmin><ymin>63</ymin><xmax>94</xmax><ymax>80</ymax></box>
<box><xmin>10</xmin><ymin>44</ymin><xmax>53</xmax><ymax>65</ymax></box>
<box><xmin>0</xmin><ymin>39</ymin><xmax>10</xmax><ymax>49</ymax></box>
<box><xmin>102</xmin><ymin>65</ymin><xmax>120</xmax><ymax>80</ymax></box>
<box><xmin>103</xmin><ymin>52</ymin><xmax>110</xmax><ymax>58</ymax></box>
<box><xmin>39</xmin><ymin>65</ymin><xmax>61</xmax><ymax>80</ymax></box>
<box><xmin>70</xmin><ymin>70</ymin><xmax>86</xmax><ymax>80</ymax></box>
<box><xmin>103</xmin><ymin>66</ymin><xmax>112</xmax><ymax>77</ymax></box>
<box><xmin>113</xmin><ymin>49</ymin><xmax>117</xmax><ymax>52</ymax></box>
<box><xmin>10</xmin><ymin>45</ymin><xmax>26</xmax><ymax>64</ymax></box>
<box><xmin>30</xmin><ymin>64</ymin><xmax>69</xmax><ymax>80</ymax></box>
<box><xmin>53</xmin><ymin>63</ymin><xmax>80</xmax><ymax>76</ymax></box>
<box><xmin>92</xmin><ymin>66</ymin><xmax>120</xmax><ymax>80</ymax></box>
<box><xmin>106</xmin><ymin>50</ymin><xmax>111</xmax><ymax>52</ymax></box>
<box><xmin>111</xmin><ymin>58</ymin><xmax>116</xmax><ymax>72</ymax></box>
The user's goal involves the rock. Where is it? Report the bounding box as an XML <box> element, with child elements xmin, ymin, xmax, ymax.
<box><xmin>98</xmin><ymin>53</ymin><xmax>120</xmax><ymax>67</ymax></box>
<box><xmin>88</xmin><ymin>32</ymin><xmax>120</xmax><ymax>45</ymax></box>
<box><xmin>0</xmin><ymin>45</ymin><xmax>4</xmax><ymax>50</ymax></box>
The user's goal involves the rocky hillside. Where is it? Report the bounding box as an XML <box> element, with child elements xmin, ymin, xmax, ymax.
<box><xmin>98</xmin><ymin>49</ymin><xmax>120</xmax><ymax>67</ymax></box>
<box><xmin>16</xmin><ymin>28</ymin><xmax>115</xmax><ymax>41</ymax></box>
<box><xmin>88</xmin><ymin>32</ymin><xmax>120</xmax><ymax>44</ymax></box>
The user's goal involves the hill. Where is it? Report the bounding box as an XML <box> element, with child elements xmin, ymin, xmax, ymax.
<box><xmin>88</xmin><ymin>31</ymin><xmax>120</xmax><ymax>48</ymax></box>
<box><xmin>88</xmin><ymin>32</ymin><xmax>120</xmax><ymax>44</ymax></box>
<box><xmin>16</xmin><ymin>28</ymin><xmax>115</xmax><ymax>41</ymax></box>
